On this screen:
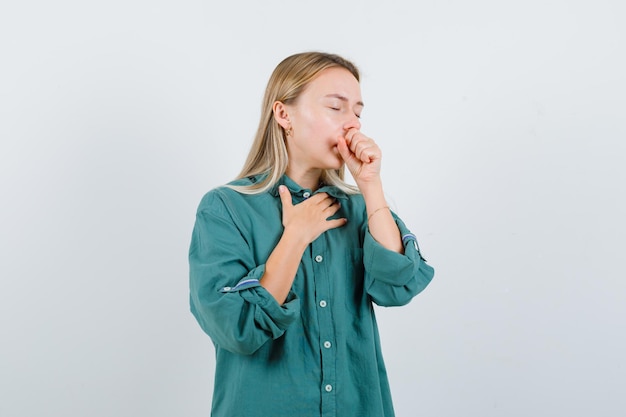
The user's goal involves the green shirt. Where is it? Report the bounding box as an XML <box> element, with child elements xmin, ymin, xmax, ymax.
<box><xmin>189</xmin><ymin>174</ymin><xmax>434</xmax><ymax>417</ymax></box>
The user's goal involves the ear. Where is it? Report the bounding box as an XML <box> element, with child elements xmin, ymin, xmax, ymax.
<box><xmin>272</xmin><ymin>101</ymin><xmax>291</xmax><ymax>130</ymax></box>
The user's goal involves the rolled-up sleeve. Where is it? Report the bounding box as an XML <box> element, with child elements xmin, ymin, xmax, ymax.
<box><xmin>363</xmin><ymin>214</ymin><xmax>435</xmax><ymax>307</ymax></box>
<box><xmin>189</xmin><ymin>192</ymin><xmax>300</xmax><ymax>355</ymax></box>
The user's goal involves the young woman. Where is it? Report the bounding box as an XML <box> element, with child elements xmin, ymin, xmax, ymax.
<box><xmin>189</xmin><ymin>51</ymin><xmax>434</xmax><ymax>417</ymax></box>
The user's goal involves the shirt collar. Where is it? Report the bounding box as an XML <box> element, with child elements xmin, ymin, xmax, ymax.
<box><xmin>265</xmin><ymin>174</ymin><xmax>349</xmax><ymax>200</ymax></box>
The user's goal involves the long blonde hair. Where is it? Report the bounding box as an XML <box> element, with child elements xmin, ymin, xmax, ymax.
<box><xmin>229</xmin><ymin>52</ymin><xmax>361</xmax><ymax>195</ymax></box>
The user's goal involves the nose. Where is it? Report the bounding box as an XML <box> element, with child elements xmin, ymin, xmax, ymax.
<box><xmin>343</xmin><ymin>114</ymin><xmax>361</xmax><ymax>131</ymax></box>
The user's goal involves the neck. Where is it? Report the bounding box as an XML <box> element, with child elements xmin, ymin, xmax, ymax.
<box><xmin>285</xmin><ymin>166</ymin><xmax>323</xmax><ymax>191</ymax></box>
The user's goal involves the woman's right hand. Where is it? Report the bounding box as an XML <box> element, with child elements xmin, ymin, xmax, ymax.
<box><xmin>278</xmin><ymin>185</ymin><xmax>347</xmax><ymax>244</ymax></box>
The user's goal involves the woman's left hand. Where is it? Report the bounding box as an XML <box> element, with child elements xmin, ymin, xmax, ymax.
<box><xmin>337</xmin><ymin>128</ymin><xmax>382</xmax><ymax>186</ymax></box>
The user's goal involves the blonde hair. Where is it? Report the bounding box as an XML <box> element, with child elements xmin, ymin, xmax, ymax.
<box><xmin>229</xmin><ymin>51</ymin><xmax>361</xmax><ymax>195</ymax></box>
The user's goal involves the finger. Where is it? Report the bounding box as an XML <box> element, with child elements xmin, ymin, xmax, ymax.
<box><xmin>278</xmin><ymin>185</ymin><xmax>293</xmax><ymax>208</ymax></box>
<box><xmin>325</xmin><ymin>218</ymin><xmax>348</xmax><ymax>230</ymax></box>
<box><xmin>352</xmin><ymin>138</ymin><xmax>379</xmax><ymax>163</ymax></box>
<box><xmin>337</xmin><ymin>136</ymin><xmax>358</xmax><ymax>165</ymax></box>
<box><xmin>321</xmin><ymin>198</ymin><xmax>339</xmax><ymax>211</ymax></box>
<box><xmin>320</xmin><ymin>197</ymin><xmax>340</xmax><ymax>213</ymax></box>
<box><xmin>337</xmin><ymin>137</ymin><xmax>363</xmax><ymax>178</ymax></box>
<box><xmin>344</xmin><ymin>128</ymin><xmax>359</xmax><ymax>146</ymax></box>
<box><xmin>357</xmin><ymin>143</ymin><xmax>375</xmax><ymax>163</ymax></box>
<box><xmin>308</xmin><ymin>192</ymin><xmax>330</xmax><ymax>205</ymax></box>
<box><xmin>348</xmin><ymin>137</ymin><xmax>367</xmax><ymax>162</ymax></box>
<box><xmin>347</xmin><ymin>133</ymin><xmax>368</xmax><ymax>157</ymax></box>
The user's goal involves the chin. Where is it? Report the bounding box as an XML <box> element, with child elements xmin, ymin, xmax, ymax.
<box><xmin>326</xmin><ymin>150</ymin><xmax>344</xmax><ymax>170</ymax></box>
<box><xmin>325</xmin><ymin>157</ymin><xmax>344</xmax><ymax>171</ymax></box>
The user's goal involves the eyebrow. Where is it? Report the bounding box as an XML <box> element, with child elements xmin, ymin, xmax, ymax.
<box><xmin>324</xmin><ymin>94</ymin><xmax>364</xmax><ymax>108</ymax></box>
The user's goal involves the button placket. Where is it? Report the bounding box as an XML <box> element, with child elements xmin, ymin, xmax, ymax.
<box><xmin>311</xmin><ymin>237</ymin><xmax>336</xmax><ymax>409</ymax></box>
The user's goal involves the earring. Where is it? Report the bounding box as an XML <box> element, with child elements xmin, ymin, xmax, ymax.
<box><xmin>285</xmin><ymin>127</ymin><xmax>293</xmax><ymax>137</ymax></box>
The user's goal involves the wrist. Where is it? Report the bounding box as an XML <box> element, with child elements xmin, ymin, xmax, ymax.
<box><xmin>357</xmin><ymin>177</ymin><xmax>383</xmax><ymax>197</ymax></box>
<box><xmin>367</xmin><ymin>206</ymin><xmax>390</xmax><ymax>222</ymax></box>
<box><xmin>281</xmin><ymin>225</ymin><xmax>311</xmax><ymax>251</ymax></box>
<box><xmin>358</xmin><ymin>179</ymin><xmax>391</xmax><ymax>219</ymax></box>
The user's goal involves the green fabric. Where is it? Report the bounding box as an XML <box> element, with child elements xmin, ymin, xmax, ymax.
<box><xmin>189</xmin><ymin>174</ymin><xmax>435</xmax><ymax>417</ymax></box>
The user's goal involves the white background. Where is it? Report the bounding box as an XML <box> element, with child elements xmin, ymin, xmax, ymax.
<box><xmin>1</xmin><ymin>1</ymin><xmax>625</xmax><ymax>416</ymax></box>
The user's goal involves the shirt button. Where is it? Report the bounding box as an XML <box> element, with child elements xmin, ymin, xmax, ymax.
<box><xmin>302</xmin><ymin>191</ymin><xmax>311</xmax><ymax>198</ymax></box>
<box><xmin>319</xmin><ymin>300</ymin><xmax>327</xmax><ymax>308</ymax></box>
<box><xmin>324</xmin><ymin>341</ymin><xmax>332</xmax><ymax>349</ymax></box>
<box><xmin>222</xmin><ymin>287</ymin><xmax>231</xmax><ymax>291</ymax></box>
<box><xmin>315</xmin><ymin>255</ymin><xmax>323</xmax><ymax>262</ymax></box>
<box><xmin>325</xmin><ymin>384</ymin><xmax>333</xmax><ymax>392</ymax></box>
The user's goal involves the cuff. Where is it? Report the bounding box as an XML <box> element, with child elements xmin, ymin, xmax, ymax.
<box><xmin>219</xmin><ymin>264</ymin><xmax>300</xmax><ymax>335</ymax></box>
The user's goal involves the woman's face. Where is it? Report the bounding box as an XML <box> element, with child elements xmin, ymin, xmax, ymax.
<box><xmin>284</xmin><ymin>67</ymin><xmax>363</xmax><ymax>173</ymax></box>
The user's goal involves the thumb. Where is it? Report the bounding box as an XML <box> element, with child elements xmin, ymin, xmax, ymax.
<box><xmin>278</xmin><ymin>185</ymin><xmax>293</xmax><ymax>208</ymax></box>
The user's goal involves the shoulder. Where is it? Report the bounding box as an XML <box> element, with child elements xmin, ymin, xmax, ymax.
<box><xmin>196</xmin><ymin>177</ymin><xmax>271</xmax><ymax>214</ymax></box>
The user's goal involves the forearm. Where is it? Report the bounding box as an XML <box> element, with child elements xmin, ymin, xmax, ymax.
<box><xmin>360</xmin><ymin>179</ymin><xmax>403</xmax><ymax>253</ymax></box>
<box><xmin>260</xmin><ymin>228</ymin><xmax>309</xmax><ymax>304</ymax></box>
